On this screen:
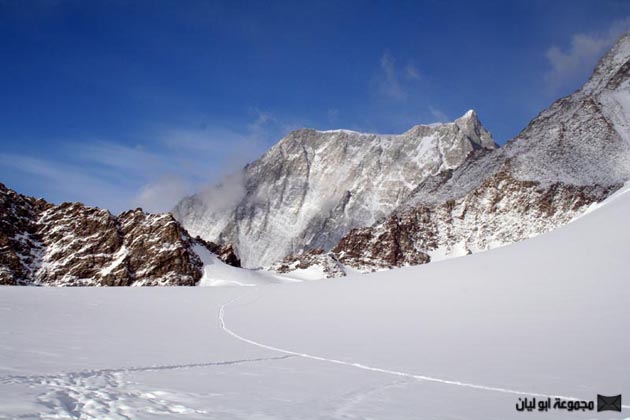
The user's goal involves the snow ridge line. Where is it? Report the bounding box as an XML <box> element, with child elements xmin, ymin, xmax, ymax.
<box><xmin>219</xmin><ymin>295</ymin><xmax>630</xmax><ymax>407</ymax></box>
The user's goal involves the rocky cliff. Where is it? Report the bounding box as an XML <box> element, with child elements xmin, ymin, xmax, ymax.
<box><xmin>4</xmin><ymin>34</ymin><xmax>628</xmax><ymax>284</ymax></box>
<box><xmin>275</xmin><ymin>33</ymin><xmax>630</xmax><ymax>276</ymax></box>
<box><xmin>174</xmin><ymin>110</ymin><xmax>497</xmax><ymax>268</ymax></box>
<box><xmin>0</xmin><ymin>184</ymin><xmax>238</xmax><ymax>286</ymax></box>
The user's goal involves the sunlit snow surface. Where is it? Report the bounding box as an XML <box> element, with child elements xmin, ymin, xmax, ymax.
<box><xmin>1</xmin><ymin>189</ymin><xmax>630</xmax><ymax>419</ymax></box>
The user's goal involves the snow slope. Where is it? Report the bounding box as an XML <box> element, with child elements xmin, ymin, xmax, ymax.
<box><xmin>174</xmin><ymin>110</ymin><xmax>496</xmax><ymax>268</ymax></box>
<box><xmin>1</xmin><ymin>187</ymin><xmax>629</xmax><ymax>419</ymax></box>
<box><xmin>193</xmin><ymin>243</ymin><xmax>296</xmax><ymax>286</ymax></box>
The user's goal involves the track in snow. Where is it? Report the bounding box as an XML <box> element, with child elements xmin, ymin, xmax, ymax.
<box><xmin>219</xmin><ymin>294</ymin><xmax>630</xmax><ymax>408</ymax></box>
<box><xmin>1</xmin><ymin>354</ymin><xmax>294</xmax><ymax>419</ymax></box>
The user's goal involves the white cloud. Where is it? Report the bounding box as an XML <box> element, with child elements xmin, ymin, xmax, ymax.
<box><xmin>133</xmin><ymin>175</ymin><xmax>190</xmax><ymax>214</ymax></box>
<box><xmin>160</xmin><ymin>109</ymin><xmax>277</xmax><ymax>177</ymax></box>
<box><xmin>196</xmin><ymin>171</ymin><xmax>246</xmax><ymax>214</ymax></box>
<box><xmin>429</xmin><ymin>106</ymin><xmax>450</xmax><ymax>123</ymax></box>
<box><xmin>375</xmin><ymin>52</ymin><xmax>406</xmax><ymax>100</ymax></box>
<box><xmin>545</xmin><ymin>18</ymin><xmax>630</xmax><ymax>92</ymax></box>
<box><xmin>74</xmin><ymin>142</ymin><xmax>162</xmax><ymax>173</ymax></box>
<box><xmin>372</xmin><ymin>53</ymin><xmax>423</xmax><ymax>101</ymax></box>
<box><xmin>132</xmin><ymin>110</ymin><xmax>283</xmax><ymax>212</ymax></box>
<box><xmin>327</xmin><ymin>108</ymin><xmax>339</xmax><ymax>123</ymax></box>
<box><xmin>0</xmin><ymin>110</ymin><xmax>297</xmax><ymax>214</ymax></box>
<box><xmin>405</xmin><ymin>63</ymin><xmax>421</xmax><ymax>80</ymax></box>
<box><xmin>0</xmin><ymin>153</ymin><xmax>134</xmax><ymax>212</ymax></box>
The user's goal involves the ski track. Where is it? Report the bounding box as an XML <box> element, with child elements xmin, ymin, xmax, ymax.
<box><xmin>1</xmin><ymin>355</ymin><xmax>293</xmax><ymax>419</ymax></box>
<box><xmin>219</xmin><ymin>293</ymin><xmax>630</xmax><ymax>409</ymax></box>
<box><xmin>5</xmin><ymin>290</ymin><xmax>627</xmax><ymax>419</ymax></box>
<box><xmin>0</xmin><ymin>354</ymin><xmax>294</xmax><ymax>386</ymax></box>
<box><xmin>328</xmin><ymin>379</ymin><xmax>412</xmax><ymax>419</ymax></box>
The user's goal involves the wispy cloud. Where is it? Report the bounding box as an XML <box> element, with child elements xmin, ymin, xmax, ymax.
<box><xmin>327</xmin><ymin>108</ymin><xmax>339</xmax><ymax>123</ymax></box>
<box><xmin>372</xmin><ymin>52</ymin><xmax>423</xmax><ymax>102</ymax></box>
<box><xmin>0</xmin><ymin>111</ymin><xmax>296</xmax><ymax>214</ymax></box>
<box><xmin>132</xmin><ymin>175</ymin><xmax>189</xmax><ymax>213</ymax></box>
<box><xmin>544</xmin><ymin>18</ymin><xmax>630</xmax><ymax>93</ymax></box>
<box><xmin>376</xmin><ymin>52</ymin><xmax>406</xmax><ymax>99</ymax></box>
<box><xmin>429</xmin><ymin>106</ymin><xmax>450</xmax><ymax>123</ymax></box>
<box><xmin>405</xmin><ymin>63</ymin><xmax>421</xmax><ymax>80</ymax></box>
<box><xmin>0</xmin><ymin>153</ymin><xmax>135</xmax><ymax>212</ymax></box>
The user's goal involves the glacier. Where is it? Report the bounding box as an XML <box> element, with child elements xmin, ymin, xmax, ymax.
<box><xmin>1</xmin><ymin>177</ymin><xmax>629</xmax><ymax>419</ymax></box>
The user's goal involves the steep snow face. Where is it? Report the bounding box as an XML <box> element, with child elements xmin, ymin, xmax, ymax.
<box><xmin>502</xmin><ymin>33</ymin><xmax>630</xmax><ymax>187</ymax></box>
<box><xmin>406</xmin><ymin>35</ymin><xmax>630</xmax><ymax>203</ymax></box>
<box><xmin>174</xmin><ymin>111</ymin><xmax>496</xmax><ymax>268</ymax></box>
<box><xmin>276</xmin><ymin>33</ymin><xmax>630</xmax><ymax>277</ymax></box>
<box><xmin>406</xmin><ymin>33</ymin><xmax>630</xmax><ymax>209</ymax></box>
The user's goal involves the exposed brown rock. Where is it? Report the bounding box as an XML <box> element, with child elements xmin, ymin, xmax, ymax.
<box><xmin>0</xmin><ymin>183</ymin><xmax>239</xmax><ymax>286</ymax></box>
<box><xmin>329</xmin><ymin>170</ymin><xmax>617</xmax><ymax>273</ymax></box>
<box><xmin>271</xmin><ymin>248</ymin><xmax>345</xmax><ymax>278</ymax></box>
<box><xmin>196</xmin><ymin>237</ymin><xmax>241</xmax><ymax>268</ymax></box>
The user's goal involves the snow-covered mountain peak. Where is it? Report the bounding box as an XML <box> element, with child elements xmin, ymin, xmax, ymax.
<box><xmin>401</xmin><ymin>109</ymin><xmax>496</xmax><ymax>151</ymax></box>
<box><xmin>175</xmin><ymin>113</ymin><xmax>496</xmax><ymax>267</ymax></box>
<box><xmin>460</xmin><ymin>109</ymin><xmax>476</xmax><ymax>118</ymax></box>
<box><xmin>275</xmin><ymin>37</ymin><xmax>630</xmax><ymax>278</ymax></box>
<box><xmin>495</xmin><ymin>32</ymin><xmax>630</xmax><ymax>187</ymax></box>
<box><xmin>317</xmin><ymin>128</ymin><xmax>384</xmax><ymax>136</ymax></box>
<box><xmin>290</xmin><ymin>109</ymin><xmax>492</xmax><ymax>146</ymax></box>
<box><xmin>607</xmin><ymin>32</ymin><xmax>629</xmax><ymax>62</ymax></box>
<box><xmin>176</xmin><ymin>36</ymin><xmax>629</xmax><ymax>271</ymax></box>
<box><xmin>454</xmin><ymin>109</ymin><xmax>497</xmax><ymax>148</ymax></box>
<box><xmin>583</xmin><ymin>32</ymin><xmax>630</xmax><ymax>94</ymax></box>
<box><xmin>454</xmin><ymin>109</ymin><xmax>480</xmax><ymax>127</ymax></box>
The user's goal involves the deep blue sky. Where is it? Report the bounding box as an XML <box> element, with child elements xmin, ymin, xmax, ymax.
<box><xmin>1</xmin><ymin>0</ymin><xmax>629</xmax><ymax>212</ymax></box>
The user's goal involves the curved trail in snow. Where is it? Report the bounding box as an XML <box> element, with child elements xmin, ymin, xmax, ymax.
<box><xmin>219</xmin><ymin>294</ymin><xmax>630</xmax><ymax>408</ymax></box>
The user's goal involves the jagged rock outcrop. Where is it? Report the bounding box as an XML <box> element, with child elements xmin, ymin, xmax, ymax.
<box><xmin>174</xmin><ymin>110</ymin><xmax>497</xmax><ymax>268</ymax></box>
<box><xmin>279</xmin><ymin>33</ymin><xmax>630</xmax><ymax>276</ymax></box>
<box><xmin>331</xmin><ymin>170</ymin><xmax>617</xmax><ymax>273</ymax></box>
<box><xmin>271</xmin><ymin>248</ymin><xmax>345</xmax><ymax>278</ymax></box>
<box><xmin>0</xmin><ymin>184</ymin><xmax>50</xmax><ymax>285</ymax></box>
<box><xmin>0</xmin><ymin>183</ymin><xmax>239</xmax><ymax>286</ymax></box>
<box><xmin>198</xmin><ymin>238</ymin><xmax>241</xmax><ymax>268</ymax></box>
<box><xmin>5</xmin><ymin>35</ymin><xmax>628</xmax><ymax>283</ymax></box>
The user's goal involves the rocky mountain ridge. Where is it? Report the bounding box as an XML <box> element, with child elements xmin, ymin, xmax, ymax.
<box><xmin>273</xmin><ymin>33</ymin><xmax>630</xmax><ymax>277</ymax></box>
<box><xmin>3</xmin><ymin>34</ymin><xmax>628</xmax><ymax>285</ymax></box>
<box><xmin>174</xmin><ymin>110</ymin><xmax>497</xmax><ymax>268</ymax></box>
<box><xmin>0</xmin><ymin>183</ymin><xmax>238</xmax><ymax>286</ymax></box>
